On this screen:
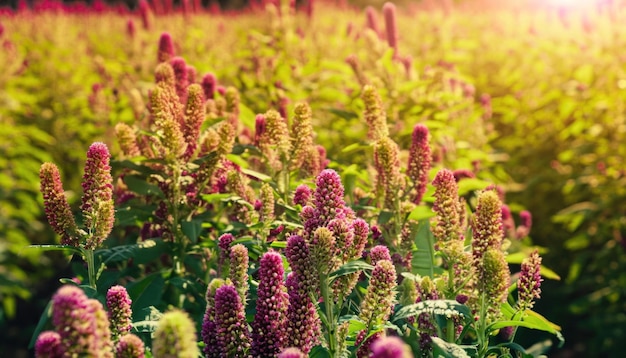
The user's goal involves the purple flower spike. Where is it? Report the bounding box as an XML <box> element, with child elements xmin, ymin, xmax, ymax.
<box><xmin>382</xmin><ymin>2</ymin><xmax>398</xmax><ymax>57</ymax></box>
<box><xmin>432</xmin><ymin>169</ymin><xmax>462</xmax><ymax>245</ymax></box>
<box><xmin>252</xmin><ymin>251</ymin><xmax>289</xmax><ymax>357</ymax></box>
<box><xmin>116</xmin><ymin>334</ymin><xmax>145</xmax><ymax>358</ymax></box>
<box><xmin>217</xmin><ymin>233</ymin><xmax>235</xmax><ymax>276</ymax></box>
<box><xmin>279</xmin><ymin>347</ymin><xmax>307</xmax><ymax>358</ymax></box>
<box><xmin>157</xmin><ymin>32</ymin><xmax>175</xmax><ymax>63</ymax></box>
<box><xmin>314</xmin><ymin>169</ymin><xmax>347</xmax><ymax>227</ymax></box>
<box><xmin>81</xmin><ymin>142</ymin><xmax>114</xmax><ymax>250</ymax></box>
<box><xmin>214</xmin><ymin>285</ymin><xmax>251</xmax><ymax>356</ymax></box>
<box><xmin>371</xmin><ymin>336</ymin><xmax>412</xmax><ymax>358</ymax></box>
<box><xmin>35</xmin><ymin>331</ymin><xmax>63</xmax><ymax>358</ymax></box>
<box><xmin>40</xmin><ymin>163</ymin><xmax>79</xmax><ymax>246</ymax></box>
<box><xmin>285</xmin><ymin>273</ymin><xmax>320</xmax><ymax>354</ymax></box>
<box><xmin>369</xmin><ymin>245</ymin><xmax>391</xmax><ymax>265</ymax></box>
<box><xmin>407</xmin><ymin>124</ymin><xmax>431</xmax><ymax>205</ymax></box>
<box><xmin>170</xmin><ymin>57</ymin><xmax>189</xmax><ymax>103</ymax></box>
<box><xmin>201</xmin><ymin>73</ymin><xmax>217</xmax><ymax>100</ymax></box>
<box><xmin>51</xmin><ymin>285</ymin><xmax>98</xmax><ymax>356</ymax></box>
<box><xmin>106</xmin><ymin>285</ymin><xmax>133</xmax><ymax>340</ymax></box>
<box><xmin>293</xmin><ymin>184</ymin><xmax>312</xmax><ymax>207</ymax></box>
<box><xmin>518</xmin><ymin>250</ymin><xmax>542</xmax><ymax>311</ymax></box>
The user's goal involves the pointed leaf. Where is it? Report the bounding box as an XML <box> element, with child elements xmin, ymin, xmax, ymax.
<box><xmin>329</xmin><ymin>260</ymin><xmax>374</xmax><ymax>282</ymax></box>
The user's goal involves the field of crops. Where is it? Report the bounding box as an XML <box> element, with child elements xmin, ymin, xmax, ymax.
<box><xmin>1</xmin><ymin>0</ymin><xmax>625</xmax><ymax>356</ymax></box>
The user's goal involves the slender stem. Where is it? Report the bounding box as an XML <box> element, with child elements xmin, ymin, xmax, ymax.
<box><xmin>320</xmin><ymin>273</ymin><xmax>336</xmax><ymax>357</ymax></box>
<box><xmin>171</xmin><ymin>164</ymin><xmax>185</xmax><ymax>275</ymax></box>
<box><xmin>478</xmin><ymin>291</ymin><xmax>488</xmax><ymax>358</ymax></box>
<box><xmin>84</xmin><ymin>248</ymin><xmax>97</xmax><ymax>290</ymax></box>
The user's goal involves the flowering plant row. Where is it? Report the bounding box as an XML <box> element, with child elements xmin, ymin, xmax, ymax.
<box><xmin>31</xmin><ymin>30</ymin><xmax>561</xmax><ymax>357</ymax></box>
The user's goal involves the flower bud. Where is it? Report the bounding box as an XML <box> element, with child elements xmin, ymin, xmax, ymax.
<box><xmin>152</xmin><ymin>309</ymin><xmax>200</xmax><ymax>358</ymax></box>
<box><xmin>40</xmin><ymin>163</ymin><xmax>79</xmax><ymax>246</ymax></box>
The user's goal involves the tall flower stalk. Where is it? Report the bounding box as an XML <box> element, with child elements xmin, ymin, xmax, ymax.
<box><xmin>38</xmin><ymin>142</ymin><xmax>114</xmax><ymax>289</ymax></box>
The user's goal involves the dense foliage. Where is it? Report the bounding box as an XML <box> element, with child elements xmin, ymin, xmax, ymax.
<box><xmin>0</xmin><ymin>0</ymin><xmax>623</xmax><ymax>356</ymax></box>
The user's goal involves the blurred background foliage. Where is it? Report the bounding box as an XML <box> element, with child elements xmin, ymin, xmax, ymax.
<box><xmin>0</xmin><ymin>0</ymin><xmax>625</xmax><ymax>356</ymax></box>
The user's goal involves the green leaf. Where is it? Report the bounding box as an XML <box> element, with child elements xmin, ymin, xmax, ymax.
<box><xmin>240</xmin><ymin>168</ymin><xmax>272</xmax><ymax>182</ymax></box>
<box><xmin>431</xmin><ymin>337</ymin><xmax>472</xmax><ymax>358</ymax></box>
<box><xmin>457</xmin><ymin>178</ymin><xmax>491</xmax><ymax>196</ymax></box>
<box><xmin>411</xmin><ymin>221</ymin><xmax>437</xmax><ymax>277</ymax></box>
<box><xmin>328</xmin><ymin>260</ymin><xmax>374</xmax><ymax>282</ymax></box>
<box><xmin>127</xmin><ymin>272</ymin><xmax>166</xmax><ymax>317</ymax></box>
<box><xmin>123</xmin><ymin>175</ymin><xmax>164</xmax><ymax>198</ymax></box>
<box><xmin>110</xmin><ymin>159</ymin><xmax>158</xmax><ymax>175</ymax></box>
<box><xmin>270</xmin><ymin>241</ymin><xmax>287</xmax><ymax>248</ymax></box>
<box><xmin>28</xmin><ymin>244</ymin><xmax>83</xmax><ymax>256</ymax></box>
<box><xmin>181</xmin><ymin>219</ymin><xmax>203</xmax><ymax>243</ymax></box>
<box><xmin>96</xmin><ymin>239</ymin><xmax>167</xmax><ymax>265</ymax></box>
<box><xmin>28</xmin><ymin>300</ymin><xmax>52</xmax><ymax>349</ymax></box>
<box><xmin>495</xmin><ymin>303</ymin><xmax>564</xmax><ymax>346</ymax></box>
<box><xmin>408</xmin><ymin>205</ymin><xmax>436</xmax><ymax>221</ymax></box>
<box><xmin>309</xmin><ymin>345</ymin><xmax>331</xmax><ymax>358</ymax></box>
<box><xmin>377</xmin><ymin>211</ymin><xmax>394</xmax><ymax>225</ymax></box>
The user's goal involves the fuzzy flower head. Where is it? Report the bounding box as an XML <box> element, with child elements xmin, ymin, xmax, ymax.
<box><xmin>81</xmin><ymin>142</ymin><xmax>114</xmax><ymax>250</ymax></box>
<box><xmin>106</xmin><ymin>285</ymin><xmax>133</xmax><ymax>340</ymax></box>
<box><xmin>182</xmin><ymin>83</ymin><xmax>206</xmax><ymax>159</ymax></box>
<box><xmin>374</xmin><ymin>136</ymin><xmax>402</xmax><ymax>210</ymax></box>
<box><xmin>201</xmin><ymin>278</ymin><xmax>227</xmax><ymax>358</ymax></box>
<box><xmin>115</xmin><ymin>334</ymin><xmax>145</xmax><ymax>358</ymax></box>
<box><xmin>482</xmin><ymin>249</ymin><xmax>510</xmax><ymax>322</ymax></box>
<box><xmin>115</xmin><ymin>123</ymin><xmax>140</xmax><ymax>157</ymax></box>
<box><xmin>313</xmin><ymin>169</ymin><xmax>347</xmax><ymax>227</ymax></box>
<box><xmin>229</xmin><ymin>244</ymin><xmax>249</xmax><ymax>304</ymax></box>
<box><xmin>369</xmin><ymin>245</ymin><xmax>391</xmax><ymax>265</ymax></box>
<box><xmin>290</xmin><ymin>102</ymin><xmax>314</xmax><ymax>171</ymax></box>
<box><xmin>293</xmin><ymin>184</ymin><xmax>312</xmax><ymax>207</ymax></box>
<box><xmin>432</xmin><ymin>169</ymin><xmax>462</xmax><ymax>245</ymax></box>
<box><xmin>407</xmin><ymin>124</ymin><xmax>431</xmax><ymax>204</ymax></box>
<box><xmin>35</xmin><ymin>331</ymin><xmax>62</xmax><ymax>358</ymax></box>
<box><xmin>157</xmin><ymin>32</ymin><xmax>175</xmax><ymax>63</ymax></box>
<box><xmin>279</xmin><ymin>347</ymin><xmax>307</xmax><ymax>358</ymax></box>
<box><xmin>259</xmin><ymin>182</ymin><xmax>275</xmax><ymax>222</ymax></box>
<box><xmin>472</xmin><ymin>189</ymin><xmax>504</xmax><ymax>265</ymax></box>
<box><xmin>40</xmin><ymin>163</ymin><xmax>79</xmax><ymax>246</ymax></box>
<box><xmin>152</xmin><ymin>309</ymin><xmax>200</xmax><ymax>358</ymax></box>
<box><xmin>252</xmin><ymin>251</ymin><xmax>289</xmax><ymax>357</ymax></box>
<box><xmin>51</xmin><ymin>285</ymin><xmax>98</xmax><ymax>356</ymax></box>
<box><xmin>382</xmin><ymin>2</ymin><xmax>398</xmax><ymax>56</ymax></box>
<box><xmin>88</xmin><ymin>298</ymin><xmax>114</xmax><ymax>357</ymax></box>
<box><xmin>170</xmin><ymin>57</ymin><xmax>189</xmax><ymax>104</ymax></box>
<box><xmin>365</xmin><ymin>6</ymin><xmax>381</xmax><ymax>37</ymax></box>
<box><xmin>214</xmin><ymin>285</ymin><xmax>252</xmax><ymax>356</ymax></box>
<box><xmin>201</xmin><ymin>72</ymin><xmax>217</xmax><ymax>100</ymax></box>
<box><xmin>518</xmin><ymin>250</ymin><xmax>542</xmax><ymax>311</ymax></box>
<box><xmin>311</xmin><ymin>227</ymin><xmax>337</xmax><ymax>275</ymax></box>
<box><xmin>259</xmin><ymin>109</ymin><xmax>291</xmax><ymax>171</ymax></box>
<box><xmin>359</xmin><ymin>259</ymin><xmax>397</xmax><ymax>329</ymax></box>
<box><xmin>285</xmin><ymin>273</ymin><xmax>320</xmax><ymax>353</ymax></box>
<box><xmin>371</xmin><ymin>336</ymin><xmax>412</xmax><ymax>358</ymax></box>
<box><xmin>218</xmin><ymin>233</ymin><xmax>235</xmax><ymax>276</ymax></box>
<box><xmin>362</xmin><ymin>85</ymin><xmax>389</xmax><ymax>142</ymax></box>
<box><xmin>285</xmin><ymin>235</ymin><xmax>317</xmax><ymax>292</ymax></box>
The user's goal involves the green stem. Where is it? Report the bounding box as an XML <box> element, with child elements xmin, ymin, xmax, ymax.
<box><xmin>171</xmin><ymin>165</ymin><xmax>185</xmax><ymax>275</ymax></box>
<box><xmin>320</xmin><ymin>273</ymin><xmax>337</xmax><ymax>357</ymax></box>
<box><xmin>477</xmin><ymin>291</ymin><xmax>488</xmax><ymax>358</ymax></box>
<box><xmin>84</xmin><ymin>248</ymin><xmax>97</xmax><ymax>290</ymax></box>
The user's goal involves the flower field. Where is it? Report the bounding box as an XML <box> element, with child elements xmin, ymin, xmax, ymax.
<box><xmin>0</xmin><ymin>0</ymin><xmax>625</xmax><ymax>356</ymax></box>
